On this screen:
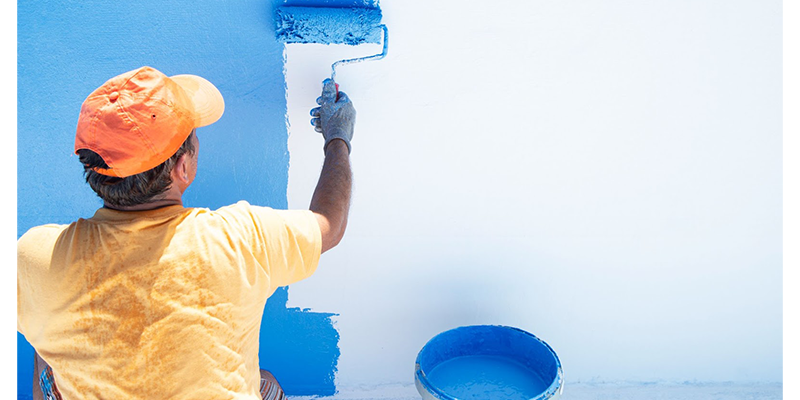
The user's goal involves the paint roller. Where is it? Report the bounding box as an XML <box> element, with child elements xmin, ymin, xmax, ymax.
<box><xmin>275</xmin><ymin>1</ymin><xmax>388</xmax><ymax>95</ymax></box>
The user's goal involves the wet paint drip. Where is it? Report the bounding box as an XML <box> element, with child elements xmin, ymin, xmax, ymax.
<box><xmin>426</xmin><ymin>355</ymin><xmax>548</xmax><ymax>400</ymax></box>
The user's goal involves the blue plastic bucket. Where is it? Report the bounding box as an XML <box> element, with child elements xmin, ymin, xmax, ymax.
<box><xmin>415</xmin><ymin>325</ymin><xmax>563</xmax><ymax>400</ymax></box>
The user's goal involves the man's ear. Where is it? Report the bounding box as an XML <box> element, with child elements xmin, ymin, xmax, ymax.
<box><xmin>172</xmin><ymin>153</ymin><xmax>191</xmax><ymax>185</ymax></box>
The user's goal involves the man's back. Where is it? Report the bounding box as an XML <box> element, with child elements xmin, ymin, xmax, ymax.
<box><xmin>18</xmin><ymin>202</ymin><xmax>321</xmax><ymax>399</ymax></box>
<box><xmin>18</xmin><ymin>66</ymin><xmax>354</xmax><ymax>399</ymax></box>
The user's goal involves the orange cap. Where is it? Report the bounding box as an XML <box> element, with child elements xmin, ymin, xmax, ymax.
<box><xmin>75</xmin><ymin>66</ymin><xmax>225</xmax><ymax>177</ymax></box>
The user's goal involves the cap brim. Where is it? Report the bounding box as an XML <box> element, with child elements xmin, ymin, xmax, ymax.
<box><xmin>170</xmin><ymin>74</ymin><xmax>225</xmax><ymax>128</ymax></box>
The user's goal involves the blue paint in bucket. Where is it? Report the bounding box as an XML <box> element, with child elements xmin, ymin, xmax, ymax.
<box><xmin>426</xmin><ymin>355</ymin><xmax>548</xmax><ymax>400</ymax></box>
<box><xmin>415</xmin><ymin>326</ymin><xmax>563</xmax><ymax>400</ymax></box>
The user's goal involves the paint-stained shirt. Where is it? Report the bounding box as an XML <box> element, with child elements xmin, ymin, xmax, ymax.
<box><xmin>17</xmin><ymin>201</ymin><xmax>322</xmax><ymax>400</ymax></box>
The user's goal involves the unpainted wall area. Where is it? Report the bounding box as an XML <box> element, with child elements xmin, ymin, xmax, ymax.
<box><xmin>17</xmin><ymin>0</ymin><xmax>337</xmax><ymax>397</ymax></box>
<box><xmin>284</xmin><ymin>0</ymin><xmax>782</xmax><ymax>388</ymax></box>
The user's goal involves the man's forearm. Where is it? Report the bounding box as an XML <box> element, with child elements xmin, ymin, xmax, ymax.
<box><xmin>310</xmin><ymin>139</ymin><xmax>352</xmax><ymax>253</ymax></box>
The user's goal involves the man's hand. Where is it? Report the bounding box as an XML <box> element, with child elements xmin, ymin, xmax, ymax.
<box><xmin>310</xmin><ymin>79</ymin><xmax>356</xmax><ymax>153</ymax></box>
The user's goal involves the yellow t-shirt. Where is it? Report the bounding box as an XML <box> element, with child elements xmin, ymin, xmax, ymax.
<box><xmin>17</xmin><ymin>201</ymin><xmax>322</xmax><ymax>400</ymax></box>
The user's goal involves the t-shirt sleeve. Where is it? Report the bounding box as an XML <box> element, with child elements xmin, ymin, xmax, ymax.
<box><xmin>17</xmin><ymin>224</ymin><xmax>68</xmax><ymax>336</ymax></box>
<box><xmin>218</xmin><ymin>201</ymin><xmax>322</xmax><ymax>288</ymax></box>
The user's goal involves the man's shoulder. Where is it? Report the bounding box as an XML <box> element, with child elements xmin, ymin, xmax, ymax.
<box><xmin>18</xmin><ymin>223</ymin><xmax>70</xmax><ymax>244</ymax></box>
<box><xmin>17</xmin><ymin>223</ymin><xmax>71</xmax><ymax>270</ymax></box>
<box><xmin>198</xmin><ymin>201</ymin><xmax>315</xmax><ymax>233</ymax></box>
<box><xmin>204</xmin><ymin>201</ymin><xmax>277</xmax><ymax>220</ymax></box>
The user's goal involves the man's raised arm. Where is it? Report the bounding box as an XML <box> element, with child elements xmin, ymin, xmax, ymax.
<box><xmin>309</xmin><ymin>79</ymin><xmax>355</xmax><ymax>253</ymax></box>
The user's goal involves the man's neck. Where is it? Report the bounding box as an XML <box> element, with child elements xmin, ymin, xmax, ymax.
<box><xmin>103</xmin><ymin>198</ymin><xmax>183</xmax><ymax>212</ymax></box>
<box><xmin>102</xmin><ymin>183</ymin><xmax>186</xmax><ymax>212</ymax></box>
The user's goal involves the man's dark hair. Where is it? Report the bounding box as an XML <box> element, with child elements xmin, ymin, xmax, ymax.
<box><xmin>78</xmin><ymin>130</ymin><xmax>196</xmax><ymax>207</ymax></box>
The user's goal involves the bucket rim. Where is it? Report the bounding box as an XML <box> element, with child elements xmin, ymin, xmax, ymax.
<box><xmin>414</xmin><ymin>324</ymin><xmax>563</xmax><ymax>400</ymax></box>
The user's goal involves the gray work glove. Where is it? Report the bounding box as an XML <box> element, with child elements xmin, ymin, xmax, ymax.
<box><xmin>310</xmin><ymin>78</ymin><xmax>355</xmax><ymax>153</ymax></box>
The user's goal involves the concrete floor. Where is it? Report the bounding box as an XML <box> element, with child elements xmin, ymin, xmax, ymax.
<box><xmin>289</xmin><ymin>382</ymin><xmax>783</xmax><ymax>400</ymax></box>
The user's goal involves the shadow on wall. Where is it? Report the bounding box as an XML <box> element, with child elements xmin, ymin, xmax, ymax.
<box><xmin>259</xmin><ymin>287</ymin><xmax>339</xmax><ymax>396</ymax></box>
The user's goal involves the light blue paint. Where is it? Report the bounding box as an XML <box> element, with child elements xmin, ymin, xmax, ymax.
<box><xmin>416</xmin><ymin>326</ymin><xmax>563</xmax><ymax>400</ymax></box>
<box><xmin>427</xmin><ymin>355</ymin><xmax>548</xmax><ymax>400</ymax></box>
<box><xmin>276</xmin><ymin>6</ymin><xmax>382</xmax><ymax>45</ymax></box>
<box><xmin>17</xmin><ymin>0</ymin><xmax>344</xmax><ymax>397</ymax></box>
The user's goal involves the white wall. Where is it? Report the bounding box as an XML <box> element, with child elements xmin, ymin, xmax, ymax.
<box><xmin>284</xmin><ymin>0</ymin><xmax>782</xmax><ymax>388</ymax></box>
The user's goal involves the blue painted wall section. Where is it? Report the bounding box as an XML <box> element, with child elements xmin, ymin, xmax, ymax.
<box><xmin>17</xmin><ymin>0</ymin><xmax>339</xmax><ymax>397</ymax></box>
<box><xmin>259</xmin><ymin>288</ymin><xmax>340</xmax><ymax>396</ymax></box>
